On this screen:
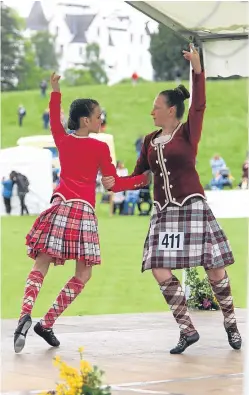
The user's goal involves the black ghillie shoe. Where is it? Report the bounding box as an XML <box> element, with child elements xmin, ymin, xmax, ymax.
<box><xmin>170</xmin><ymin>331</ymin><xmax>200</xmax><ymax>354</ymax></box>
<box><xmin>14</xmin><ymin>314</ymin><xmax>32</xmax><ymax>353</ymax></box>
<box><xmin>225</xmin><ymin>324</ymin><xmax>242</xmax><ymax>350</ymax></box>
<box><xmin>34</xmin><ymin>322</ymin><xmax>60</xmax><ymax>347</ymax></box>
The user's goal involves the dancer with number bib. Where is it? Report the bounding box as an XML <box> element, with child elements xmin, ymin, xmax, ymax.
<box><xmin>14</xmin><ymin>73</ymin><xmax>149</xmax><ymax>353</ymax></box>
<box><xmin>102</xmin><ymin>45</ymin><xmax>242</xmax><ymax>354</ymax></box>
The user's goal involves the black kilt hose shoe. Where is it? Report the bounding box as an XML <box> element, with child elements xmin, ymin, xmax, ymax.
<box><xmin>34</xmin><ymin>322</ymin><xmax>60</xmax><ymax>347</ymax></box>
<box><xmin>224</xmin><ymin>323</ymin><xmax>242</xmax><ymax>350</ymax></box>
<box><xmin>170</xmin><ymin>331</ymin><xmax>200</xmax><ymax>354</ymax></box>
<box><xmin>14</xmin><ymin>314</ymin><xmax>32</xmax><ymax>353</ymax></box>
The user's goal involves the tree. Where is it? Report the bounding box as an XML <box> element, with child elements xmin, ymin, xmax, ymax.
<box><xmin>31</xmin><ymin>31</ymin><xmax>58</xmax><ymax>70</ymax></box>
<box><xmin>17</xmin><ymin>40</ymin><xmax>45</xmax><ymax>90</ymax></box>
<box><xmin>1</xmin><ymin>3</ymin><xmax>23</xmax><ymax>90</ymax></box>
<box><xmin>84</xmin><ymin>43</ymin><xmax>108</xmax><ymax>84</ymax></box>
<box><xmin>149</xmin><ymin>24</ymin><xmax>189</xmax><ymax>81</ymax></box>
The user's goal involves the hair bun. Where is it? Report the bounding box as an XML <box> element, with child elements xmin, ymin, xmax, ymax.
<box><xmin>175</xmin><ymin>84</ymin><xmax>190</xmax><ymax>101</ymax></box>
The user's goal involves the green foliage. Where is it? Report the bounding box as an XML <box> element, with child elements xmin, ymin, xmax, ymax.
<box><xmin>84</xmin><ymin>43</ymin><xmax>108</xmax><ymax>84</ymax></box>
<box><xmin>185</xmin><ymin>268</ymin><xmax>220</xmax><ymax>310</ymax></box>
<box><xmin>149</xmin><ymin>24</ymin><xmax>189</xmax><ymax>81</ymax></box>
<box><xmin>1</xmin><ymin>3</ymin><xmax>24</xmax><ymax>90</ymax></box>
<box><xmin>63</xmin><ymin>69</ymin><xmax>96</xmax><ymax>86</ymax></box>
<box><xmin>31</xmin><ymin>31</ymin><xmax>58</xmax><ymax>70</ymax></box>
<box><xmin>82</xmin><ymin>366</ymin><xmax>111</xmax><ymax>395</ymax></box>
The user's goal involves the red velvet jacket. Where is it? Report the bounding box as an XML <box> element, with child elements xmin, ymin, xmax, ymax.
<box><xmin>126</xmin><ymin>71</ymin><xmax>206</xmax><ymax>211</ymax></box>
<box><xmin>50</xmin><ymin>92</ymin><xmax>147</xmax><ymax>210</ymax></box>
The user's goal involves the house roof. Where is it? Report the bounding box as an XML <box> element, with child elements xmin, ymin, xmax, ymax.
<box><xmin>108</xmin><ymin>33</ymin><xmax>114</xmax><ymax>46</ymax></box>
<box><xmin>65</xmin><ymin>14</ymin><xmax>96</xmax><ymax>43</ymax></box>
<box><xmin>26</xmin><ymin>1</ymin><xmax>48</xmax><ymax>31</ymax></box>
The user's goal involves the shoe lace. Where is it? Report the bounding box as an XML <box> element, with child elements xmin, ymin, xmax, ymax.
<box><xmin>177</xmin><ymin>335</ymin><xmax>187</xmax><ymax>348</ymax></box>
<box><xmin>228</xmin><ymin>330</ymin><xmax>241</xmax><ymax>343</ymax></box>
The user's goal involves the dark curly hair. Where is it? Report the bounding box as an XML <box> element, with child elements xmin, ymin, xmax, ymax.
<box><xmin>159</xmin><ymin>84</ymin><xmax>190</xmax><ymax>119</ymax></box>
<box><xmin>68</xmin><ymin>98</ymin><xmax>99</xmax><ymax>130</ymax></box>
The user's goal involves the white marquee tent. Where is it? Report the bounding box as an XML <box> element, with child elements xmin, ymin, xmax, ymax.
<box><xmin>126</xmin><ymin>1</ymin><xmax>249</xmax><ymax>392</ymax></box>
<box><xmin>0</xmin><ymin>146</ymin><xmax>53</xmax><ymax>216</ymax></box>
<box><xmin>127</xmin><ymin>1</ymin><xmax>249</xmax><ymax>78</ymax></box>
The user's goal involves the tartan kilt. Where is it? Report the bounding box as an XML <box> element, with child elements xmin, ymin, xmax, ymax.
<box><xmin>26</xmin><ymin>196</ymin><xmax>101</xmax><ymax>266</ymax></box>
<box><xmin>142</xmin><ymin>197</ymin><xmax>234</xmax><ymax>272</ymax></box>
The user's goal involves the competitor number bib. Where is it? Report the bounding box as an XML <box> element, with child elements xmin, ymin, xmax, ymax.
<box><xmin>159</xmin><ymin>232</ymin><xmax>184</xmax><ymax>251</ymax></box>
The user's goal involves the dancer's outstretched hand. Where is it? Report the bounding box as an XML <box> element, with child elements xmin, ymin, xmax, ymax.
<box><xmin>102</xmin><ymin>176</ymin><xmax>115</xmax><ymax>190</ymax></box>
<box><xmin>50</xmin><ymin>72</ymin><xmax>61</xmax><ymax>92</ymax></box>
<box><xmin>182</xmin><ymin>44</ymin><xmax>202</xmax><ymax>74</ymax></box>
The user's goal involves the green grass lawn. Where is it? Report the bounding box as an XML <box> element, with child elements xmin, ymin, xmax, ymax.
<box><xmin>1</xmin><ymin>78</ymin><xmax>248</xmax><ymax>186</ymax></box>
<box><xmin>1</xmin><ymin>199</ymin><xmax>247</xmax><ymax>319</ymax></box>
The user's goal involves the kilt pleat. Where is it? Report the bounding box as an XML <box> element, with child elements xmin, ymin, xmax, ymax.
<box><xmin>142</xmin><ymin>197</ymin><xmax>234</xmax><ymax>272</ymax></box>
<box><xmin>26</xmin><ymin>196</ymin><xmax>101</xmax><ymax>266</ymax></box>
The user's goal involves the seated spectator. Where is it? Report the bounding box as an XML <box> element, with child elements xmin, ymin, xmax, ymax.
<box><xmin>210</xmin><ymin>154</ymin><xmax>226</xmax><ymax>177</ymax></box>
<box><xmin>112</xmin><ymin>191</ymin><xmax>125</xmax><ymax>215</ymax></box>
<box><xmin>116</xmin><ymin>160</ymin><xmax>128</xmax><ymax>177</ymax></box>
<box><xmin>52</xmin><ymin>166</ymin><xmax>60</xmax><ymax>190</ymax></box>
<box><xmin>137</xmin><ymin>185</ymin><xmax>153</xmax><ymax>215</ymax></box>
<box><xmin>238</xmin><ymin>157</ymin><xmax>249</xmax><ymax>189</ymax></box>
<box><xmin>123</xmin><ymin>190</ymin><xmax>140</xmax><ymax>215</ymax></box>
<box><xmin>210</xmin><ymin>168</ymin><xmax>233</xmax><ymax>190</ymax></box>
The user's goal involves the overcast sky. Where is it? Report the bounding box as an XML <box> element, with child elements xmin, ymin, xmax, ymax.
<box><xmin>4</xmin><ymin>0</ymin><xmax>150</xmax><ymax>21</ymax></box>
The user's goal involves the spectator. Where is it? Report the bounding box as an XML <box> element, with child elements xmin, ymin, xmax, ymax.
<box><xmin>210</xmin><ymin>168</ymin><xmax>233</xmax><ymax>190</ymax></box>
<box><xmin>100</xmin><ymin>108</ymin><xmax>107</xmax><ymax>132</ymax></box>
<box><xmin>112</xmin><ymin>191</ymin><xmax>125</xmax><ymax>215</ymax></box>
<box><xmin>131</xmin><ymin>72</ymin><xmax>139</xmax><ymax>86</ymax></box>
<box><xmin>10</xmin><ymin>171</ymin><xmax>30</xmax><ymax>216</ymax></box>
<box><xmin>52</xmin><ymin>166</ymin><xmax>60</xmax><ymax>190</ymax></box>
<box><xmin>135</xmin><ymin>136</ymin><xmax>144</xmax><ymax>158</ymax></box>
<box><xmin>116</xmin><ymin>160</ymin><xmax>128</xmax><ymax>177</ymax></box>
<box><xmin>40</xmin><ymin>80</ymin><xmax>48</xmax><ymax>97</ymax></box>
<box><xmin>2</xmin><ymin>175</ymin><xmax>14</xmax><ymax>215</ymax></box>
<box><xmin>42</xmin><ymin>109</ymin><xmax>50</xmax><ymax>129</ymax></box>
<box><xmin>123</xmin><ymin>190</ymin><xmax>140</xmax><ymax>215</ymax></box>
<box><xmin>238</xmin><ymin>157</ymin><xmax>249</xmax><ymax>189</ymax></box>
<box><xmin>18</xmin><ymin>105</ymin><xmax>26</xmax><ymax>127</ymax></box>
<box><xmin>210</xmin><ymin>154</ymin><xmax>226</xmax><ymax>176</ymax></box>
<box><xmin>111</xmin><ymin>160</ymin><xmax>128</xmax><ymax>214</ymax></box>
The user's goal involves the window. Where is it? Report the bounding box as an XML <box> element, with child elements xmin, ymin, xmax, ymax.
<box><xmin>56</xmin><ymin>26</ymin><xmax>59</xmax><ymax>36</ymax></box>
<box><xmin>140</xmin><ymin>35</ymin><xmax>143</xmax><ymax>44</ymax></box>
<box><xmin>97</xmin><ymin>27</ymin><xmax>100</xmax><ymax>36</ymax></box>
<box><xmin>60</xmin><ymin>45</ymin><xmax>64</xmax><ymax>55</ymax></box>
<box><xmin>130</xmin><ymin>33</ymin><xmax>133</xmax><ymax>43</ymax></box>
<box><xmin>79</xmin><ymin>47</ymin><xmax>83</xmax><ymax>56</ymax></box>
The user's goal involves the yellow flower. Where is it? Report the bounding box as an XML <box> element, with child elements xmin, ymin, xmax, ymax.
<box><xmin>53</xmin><ymin>355</ymin><xmax>62</xmax><ymax>367</ymax></box>
<box><xmin>78</xmin><ymin>346</ymin><xmax>84</xmax><ymax>353</ymax></box>
<box><xmin>80</xmin><ymin>360</ymin><xmax>92</xmax><ymax>374</ymax></box>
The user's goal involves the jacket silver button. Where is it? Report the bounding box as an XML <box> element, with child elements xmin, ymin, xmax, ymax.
<box><xmin>162</xmin><ymin>145</ymin><xmax>165</xmax><ymax>149</ymax></box>
<box><xmin>160</xmin><ymin>173</ymin><xmax>162</xmax><ymax>177</ymax></box>
<box><xmin>168</xmin><ymin>171</ymin><xmax>170</xmax><ymax>175</ymax></box>
<box><xmin>170</xmin><ymin>185</ymin><xmax>173</xmax><ymax>188</ymax></box>
<box><xmin>154</xmin><ymin>147</ymin><xmax>157</xmax><ymax>151</ymax></box>
<box><xmin>173</xmin><ymin>198</ymin><xmax>176</xmax><ymax>201</ymax></box>
<box><xmin>162</xmin><ymin>186</ymin><xmax>164</xmax><ymax>190</ymax></box>
<box><xmin>165</xmin><ymin>199</ymin><xmax>167</xmax><ymax>202</ymax></box>
<box><xmin>164</xmin><ymin>159</ymin><xmax>167</xmax><ymax>162</ymax></box>
<box><xmin>156</xmin><ymin>160</ymin><xmax>158</xmax><ymax>164</ymax></box>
